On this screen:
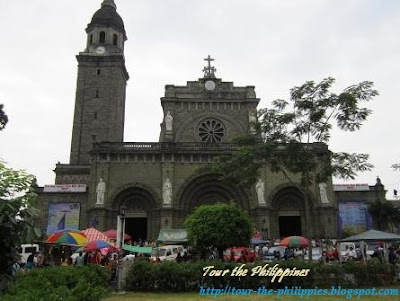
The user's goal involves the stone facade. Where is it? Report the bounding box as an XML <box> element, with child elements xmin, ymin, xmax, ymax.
<box><xmin>36</xmin><ymin>0</ymin><xmax>339</xmax><ymax>240</ymax></box>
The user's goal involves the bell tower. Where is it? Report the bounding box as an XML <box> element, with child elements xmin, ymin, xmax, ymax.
<box><xmin>70</xmin><ymin>0</ymin><xmax>129</xmax><ymax>165</ymax></box>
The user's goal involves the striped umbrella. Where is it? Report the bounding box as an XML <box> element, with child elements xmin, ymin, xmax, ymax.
<box><xmin>279</xmin><ymin>236</ymin><xmax>309</xmax><ymax>247</ymax></box>
<box><xmin>46</xmin><ymin>229</ymin><xmax>87</xmax><ymax>246</ymax></box>
<box><xmin>82</xmin><ymin>227</ymin><xmax>111</xmax><ymax>242</ymax></box>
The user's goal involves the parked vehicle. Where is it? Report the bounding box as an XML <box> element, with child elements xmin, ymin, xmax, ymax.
<box><xmin>17</xmin><ymin>244</ymin><xmax>39</xmax><ymax>264</ymax></box>
<box><xmin>339</xmin><ymin>242</ymin><xmax>361</xmax><ymax>260</ymax></box>
<box><xmin>224</xmin><ymin>247</ymin><xmax>257</xmax><ymax>263</ymax></box>
<box><xmin>150</xmin><ymin>245</ymin><xmax>184</xmax><ymax>262</ymax></box>
<box><xmin>304</xmin><ymin>247</ymin><xmax>323</xmax><ymax>261</ymax></box>
<box><xmin>366</xmin><ymin>242</ymin><xmax>382</xmax><ymax>256</ymax></box>
<box><xmin>264</xmin><ymin>246</ymin><xmax>289</xmax><ymax>261</ymax></box>
<box><xmin>339</xmin><ymin>242</ymin><xmax>356</xmax><ymax>256</ymax></box>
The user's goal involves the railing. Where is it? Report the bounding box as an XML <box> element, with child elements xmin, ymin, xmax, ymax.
<box><xmin>93</xmin><ymin>142</ymin><xmax>243</xmax><ymax>152</ymax></box>
<box><xmin>93</xmin><ymin>141</ymin><xmax>328</xmax><ymax>153</ymax></box>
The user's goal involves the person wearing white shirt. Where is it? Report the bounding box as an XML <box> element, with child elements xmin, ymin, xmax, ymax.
<box><xmin>262</xmin><ymin>245</ymin><xmax>269</xmax><ymax>256</ymax></box>
<box><xmin>348</xmin><ymin>247</ymin><xmax>357</xmax><ymax>259</ymax></box>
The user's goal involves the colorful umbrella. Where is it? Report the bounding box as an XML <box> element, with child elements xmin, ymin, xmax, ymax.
<box><xmin>46</xmin><ymin>229</ymin><xmax>87</xmax><ymax>246</ymax></box>
<box><xmin>82</xmin><ymin>227</ymin><xmax>112</xmax><ymax>242</ymax></box>
<box><xmin>279</xmin><ymin>236</ymin><xmax>309</xmax><ymax>247</ymax></box>
<box><xmin>100</xmin><ymin>246</ymin><xmax>120</xmax><ymax>256</ymax></box>
<box><xmin>103</xmin><ymin>229</ymin><xmax>132</xmax><ymax>241</ymax></box>
<box><xmin>83</xmin><ymin>240</ymin><xmax>114</xmax><ymax>252</ymax></box>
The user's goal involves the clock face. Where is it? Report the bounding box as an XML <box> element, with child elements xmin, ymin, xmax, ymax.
<box><xmin>205</xmin><ymin>80</ymin><xmax>216</xmax><ymax>91</ymax></box>
<box><xmin>95</xmin><ymin>46</ymin><xmax>106</xmax><ymax>55</ymax></box>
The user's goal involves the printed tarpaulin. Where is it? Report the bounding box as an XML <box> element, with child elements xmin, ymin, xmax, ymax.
<box><xmin>122</xmin><ymin>244</ymin><xmax>152</xmax><ymax>254</ymax></box>
<box><xmin>157</xmin><ymin>229</ymin><xmax>187</xmax><ymax>244</ymax></box>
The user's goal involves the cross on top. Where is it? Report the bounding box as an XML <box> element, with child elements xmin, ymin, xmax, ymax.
<box><xmin>202</xmin><ymin>55</ymin><xmax>217</xmax><ymax>78</ymax></box>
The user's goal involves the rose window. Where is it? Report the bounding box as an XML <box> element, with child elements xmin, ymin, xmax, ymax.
<box><xmin>198</xmin><ymin>118</ymin><xmax>225</xmax><ymax>143</ymax></box>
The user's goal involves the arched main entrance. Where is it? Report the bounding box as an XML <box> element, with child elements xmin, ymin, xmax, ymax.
<box><xmin>178</xmin><ymin>174</ymin><xmax>250</xmax><ymax>212</ymax></box>
<box><xmin>113</xmin><ymin>185</ymin><xmax>158</xmax><ymax>242</ymax></box>
<box><xmin>271</xmin><ymin>186</ymin><xmax>305</xmax><ymax>237</ymax></box>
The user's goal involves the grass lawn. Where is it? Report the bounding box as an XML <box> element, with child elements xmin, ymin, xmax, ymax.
<box><xmin>103</xmin><ymin>288</ymin><xmax>400</xmax><ymax>301</ymax></box>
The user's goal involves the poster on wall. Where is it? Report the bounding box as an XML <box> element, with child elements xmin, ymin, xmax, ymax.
<box><xmin>46</xmin><ymin>202</ymin><xmax>81</xmax><ymax>235</ymax></box>
<box><xmin>338</xmin><ymin>201</ymin><xmax>372</xmax><ymax>238</ymax></box>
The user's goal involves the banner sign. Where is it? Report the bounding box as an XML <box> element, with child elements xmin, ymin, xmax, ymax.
<box><xmin>46</xmin><ymin>202</ymin><xmax>81</xmax><ymax>235</ymax></box>
<box><xmin>333</xmin><ymin>184</ymin><xmax>369</xmax><ymax>191</ymax></box>
<box><xmin>338</xmin><ymin>201</ymin><xmax>372</xmax><ymax>237</ymax></box>
<box><xmin>44</xmin><ymin>184</ymin><xmax>86</xmax><ymax>193</ymax></box>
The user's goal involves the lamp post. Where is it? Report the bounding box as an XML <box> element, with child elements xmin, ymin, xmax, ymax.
<box><xmin>116</xmin><ymin>204</ymin><xmax>127</xmax><ymax>249</ymax></box>
<box><xmin>121</xmin><ymin>205</ymin><xmax>127</xmax><ymax>249</ymax></box>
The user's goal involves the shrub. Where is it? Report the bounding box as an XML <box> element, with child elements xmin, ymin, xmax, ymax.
<box><xmin>0</xmin><ymin>265</ymin><xmax>110</xmax><ymax>301</ymax></box>
<box><xmin>125</xmin><ymin>260</ymin><xmax>396</xmax><ymax>292</ymax></box>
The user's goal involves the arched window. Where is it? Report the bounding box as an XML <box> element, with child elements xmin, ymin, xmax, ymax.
<box><xmin>89</xmin><ymin>34</ymin><xmax>93</xmax><ymax>44</ymax></box>
<box><xmin>113</xmin><ymin>34</ymin><xmax>118</xmax><ymax>46</ymax></box>
<box><xmin>99</xmin><ymin>31</ymin><xmax>106</xmax><ymax>44</ymax></box>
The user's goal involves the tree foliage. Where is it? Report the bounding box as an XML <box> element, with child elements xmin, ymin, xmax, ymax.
<box><xmin>0</xmin><ymin>104</ymin><xmax>8</xmax><ymax>130</ymax></box>
<box><xmin>0</xmin><ymin>161</ymin><xmax>42</xmax><ymax>291</ymax></box>
<box><xmin>367</xmin><ymin>198</ymin><xmax>400</xmax><ymax>231</ymax></box>
<box><xmin>391</xmin><ymin>163</ymin><xmax>400</xmax><ymax>171</ymax></box>
<box><xmin>185</xmin><ymin>202</ymin><xmax>252</xmax><ymax>259</ymax></box>
<box><xmin>211</xmin><ymin>78</ymin><xmax>378</xmax><ymax>189</ymax></box>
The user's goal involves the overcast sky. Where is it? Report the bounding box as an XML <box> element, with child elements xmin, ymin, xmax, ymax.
<box><xmin>1</xmin><ymin>0</ymin><xmax>399</xmax><ymax>198</ymax></box>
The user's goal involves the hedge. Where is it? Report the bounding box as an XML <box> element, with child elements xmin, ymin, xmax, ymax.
<box><xmin>0</xmin><ymin>265</ymin><xmax>111</xmax><ymax>301</ymax></box>
<box><xmin>125</xmin><ymin>259</ymin><xmax>398</xmax><ymax>292</ymax></box>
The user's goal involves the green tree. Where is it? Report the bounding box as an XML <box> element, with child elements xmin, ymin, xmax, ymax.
<box><xmin>0</xmin><ymin>104</ymin><xmax>8</xmax><ymax>130</ymax></box>
<box><xmin>368</xmin><ymin>198</ymin><xmax>400</xmax><ymax>231</ymax></box>
<box><xmin>185</xmin><ymin>202</ymin><xmax>252</xmax><ymax>260</ymax></box>
<box><xmin>210</xmin><ymin>78</ymin><xmax>378</xmax><ymax>240</ymax></box>
<box><xmin>0</xmin><ymin>161</ymin><xmax>42</xmax><ymax>291</ymax></box>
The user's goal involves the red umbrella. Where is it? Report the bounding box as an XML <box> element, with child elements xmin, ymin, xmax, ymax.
<box><xmin>103</xmin><ymin>229</ymin><xmax>132</xmax><ymax>241</ymax></box>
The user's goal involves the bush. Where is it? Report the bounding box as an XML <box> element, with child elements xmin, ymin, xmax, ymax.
<box><xmin>125</xmin><ymin>260</ymin><xmax>396</xmax><ymax>292</ymax></box>
<box><xmin>0</xmin><ymin>265</ymin><xmax>110</xmax><ymax>301</ymax></box>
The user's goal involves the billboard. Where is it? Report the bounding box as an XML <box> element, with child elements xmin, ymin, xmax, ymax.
<box><xmin>44</xmin><ymin>184</ymin><xmax>86</xmax><ymax>193</ymax></box>
<box><xmin>333</xmin><ymin>184</ymin><xmax>369</xmax><ymax>191</ymax></box>
<box><xmin>46</xmin><ymin>202</ymin><xmax>81</xmax><ymax>235</ymax></box>
<box><xmin>338</xmin><ymin>201</ymin><xmax>372</xmax><ymax>238</ymax></box>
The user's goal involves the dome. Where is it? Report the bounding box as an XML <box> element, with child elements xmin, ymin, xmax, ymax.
<box><xmin>86</xmin><ymin>0</ymin><xmax>125</xmax><ymax>35</ymax></box>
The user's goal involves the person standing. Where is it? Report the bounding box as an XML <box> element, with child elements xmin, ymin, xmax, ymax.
<box><xmin>75</xmin><ymin>252</ymin><xmax>85</xmax><ymax>267</ymax></box>
<box><xmin>262</xmin><ymin>245</ymin><xmax>269</xmax><ymax>256</ymax></box>
<box><xmin>11</xmin><ymin>262</ymin><xmax>21</xmax><ymax>275</ymax></box>
<box><xmin>25</xmin><ymin>253</ymin><xmax>35</xmax><ymax>270</ymax></box>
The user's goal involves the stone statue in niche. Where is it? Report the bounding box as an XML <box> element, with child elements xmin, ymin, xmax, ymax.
<box><xmin>165</xmin><ymin>111</ymin><xmax>173</xmax><ymax>132</ymax></box>
<box><xmin>163</xmin><ymin>178</ymin><xmax>172</xmax><ymax>205</ymax></box>
<box><xmin>256</xmin><ymin>178</ymin><xmax>266</xmax><ymax>204</ymax></box>
<box><xmin>96</xmin><ymin>178</ymin><xmax>106</xmax><ymax>205</ymax></box>
<box><xmin>249</xmin><ymin>111</ymin><xmax>256</xmax><ymax>134</ymax></box>
<box><xmin>319</xmin><ymin>182</ymin><xmax>330</xmax><ymax>204</ymax></box>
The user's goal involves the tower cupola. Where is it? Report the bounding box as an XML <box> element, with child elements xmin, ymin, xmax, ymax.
<box><xmin>84</xmin><ymin>0</ymin><xmax>127</xmax><ymax>54</ymax></box>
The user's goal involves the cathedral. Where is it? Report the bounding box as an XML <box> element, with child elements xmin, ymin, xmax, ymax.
<box><xmin>36</xmin><ymin>0</ymin><xmax>341</xmax><ymax>241</ymax></box>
